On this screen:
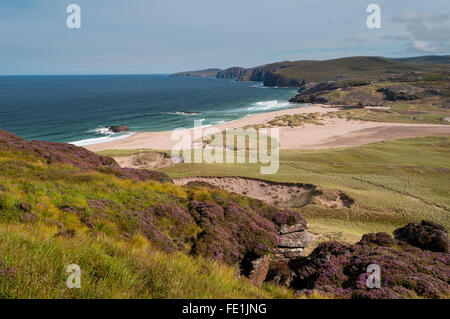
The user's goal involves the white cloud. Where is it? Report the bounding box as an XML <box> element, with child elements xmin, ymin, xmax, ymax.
<box><xmin>392</xmin><ymin>10</ymin><xmax>450</xmax><ymax>54</ymax></box>
<box><xmin>412</xmin><ymin>41</ymin><xmax>440</xmax><ymax>53</ymax></box>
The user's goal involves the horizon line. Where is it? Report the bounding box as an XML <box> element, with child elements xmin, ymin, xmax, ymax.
<box><xmin>2</xmin><ymin>53</ymin><xmax>449</xmax><ymax>77</ymax></box>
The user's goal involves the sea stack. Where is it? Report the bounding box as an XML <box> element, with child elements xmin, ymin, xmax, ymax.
<box><xmin>108</xmin><ymin>125</ymin><xmax>129</xmax><ymax>133</ymax></box>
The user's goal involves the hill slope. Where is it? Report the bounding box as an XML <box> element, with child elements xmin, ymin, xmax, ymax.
<box><xmin>0</xmin><ymin>130</ymin><xmax>301</xmax><ymax>298</ymax></box>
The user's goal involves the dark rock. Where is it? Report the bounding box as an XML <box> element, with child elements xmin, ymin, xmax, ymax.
<box><xmin>358</xmin><ymin>232</ymin><xmax>396</xmax><ymax>247</ymax></box>
<box><xmin>19</xmin><ymin>203</ymin><xmax>31</xmax><ymax>213</ymax></box>
<box><xmin>393</xmin><ymin>220</ymin><xmax>449</xmax><ymax>253</ymax></box>
<box><xmin>267</xmin><ymin>261</ymin><xmax>294</xmax><ymax>287</ymax></box>
<box><xmin>241</xmin><ymin>254</ymin><xmax>270</xmax><ymax>286</ymax></box>
<box><xmin>274</xmin><ymin>247</ymin><xmax>305</xmax><ymax>259</ymax></box>
<box><xmin>377</xmin><ymin>85</ymin><xmax>426</xmax><ymax>101</ymax></box>
<box><xmin>263</xmin><ymin>73</ymin><xmax>302</xmax><ymax>88</ymax></box>
<box><xmin>298</xmin><ymin>81</ymin><xmax>338</xmax><ymax>95</ymax></box>
<box><xmin>108</xmin><ymin>126</ymin><xmax>129</xmax><ymax>133</ymax></box>
<box><xmin>289</xmin><ymin>81</ymin><xmax>338</xmax><ymax>103</ymax></box>
<box><xmin>216</xmin><ymin>67</ymin><xmax>248</xmax><ymax>79</ymax></box>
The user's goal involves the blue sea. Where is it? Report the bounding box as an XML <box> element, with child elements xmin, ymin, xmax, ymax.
<box><xmin>0</xmin><ymin>75</ymin><xmax>300</xmax><ymax>146</ymax></box>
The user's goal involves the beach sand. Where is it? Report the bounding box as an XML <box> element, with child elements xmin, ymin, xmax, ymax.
<box><xmin>86</xmin><ymin>104</ymin><xmax>450</xmax><ymax>152</ymax></box>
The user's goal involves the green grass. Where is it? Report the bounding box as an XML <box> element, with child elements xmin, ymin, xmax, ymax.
<box><xmin>275</xmin><ymin>57</ymin><xmax>445</xmax><ymax>82</ymax></box>
<box><xmin>0</xmin><ymin>141</ymin><xmax>305</xmax><ymax>299</ymax></box>
<box><xmin>0</xmin><ymin>145</ymin><xmax>298</xmax><ymax>299</ymax></box>
<box><xmin>0</xmin><ymin>223</ymin><xmax>293</xmax><ymax>298</ymax></box>
<box><xmin>160</xmin><ymin>137</ymin><xmax>450</xmax><ymax>239</ymax></box>
<box><xmin>4</xmin><ymin>134</ymin><xmax>445</xmax><ymax>298</ymax></box>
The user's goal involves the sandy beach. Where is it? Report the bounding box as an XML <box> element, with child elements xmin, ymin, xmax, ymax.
<box><xmin>86</xmin><ymin>104</ymin><xmax>450</xmax><ymax>152</ymax></box>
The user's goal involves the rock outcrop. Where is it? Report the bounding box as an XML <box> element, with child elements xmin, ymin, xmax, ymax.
<box><xmin>187</xmin><ymin>201</ymin><xmax>312</xmax><ymax>284</ymax></box>
<box><xmin>108</xmin><ymin>125</ymin><xmax>129</xmax><ymax>133</ymax></box>
<box><xmin>267</xmin><ymin>223</ymin><xmax>450</xmax><ymax>299</ymax></box>
<box><xmin>216</xmin><ymin>67</ymin><xmax>248</xmax><ymax>79</ymax></box>
<box><xmin>169</xmin><ymin>68</ymin><xmax>223</xmax><ymax>78</ymax></box>
<box><xmin>275</xmin><ymin>224</ymin><xmax>311</xmax><ymax>260</ymax></box>
<box><xmin>393</xmin><ymin>220</ymin><xmax>449</xmax><ymax>253</ymax></box>
<box><xmin>377</xmin><ymin>84</ymin><xmax>427</xmax><ymax>101</ymax></box>
<box><xmin>262</xmin><ymin>73</ymin><xmax>302</xmax><ymax>88</ymax></box>
<box><xmin>289</xmin><ymin>81</ymin><xmax>338</xmax><ymax>103</ymax></box>
<box><xmin>242</xmin><ymin>255</ymin><xmax>271</xmax><ymax>286</ymax></box>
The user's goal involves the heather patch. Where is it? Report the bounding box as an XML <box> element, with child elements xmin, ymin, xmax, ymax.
<box><xmin>285</xmin><ymin>233</ymin><xmax>450</xmax><ymax>299</ymax></box>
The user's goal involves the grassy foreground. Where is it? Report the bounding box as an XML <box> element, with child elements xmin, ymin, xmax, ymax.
<box><xmin>0</xmin><ymin>223</ymin><xmax>293</xmax><ymax>298</ymax></box>
<box><xmin>0</xmin><ymin>134</ymin><xmax>297</xmax><ymax>299</ymax></box>
<box><xmin>160</xmin><ymin>137</ymin><xmax>450</xmax><ymax>243</ymax></box>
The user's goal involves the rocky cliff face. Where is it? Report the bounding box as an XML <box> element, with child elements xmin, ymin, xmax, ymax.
<box><xmin>288</xmin><ymin>81</ymin><xmax>339</xmax><ymax>104</ymax></box>
<box><xmin>169</xmin><ymin>68</ymin><xmax>223</xmax><ymax>78</ymax></box>
<box><xmin>262</xmin><ymin>72</ymin><xmax>302</xmax><ymax>87</ymax></box>
<box><xmin>216</xmin><ymin>67</ymin><xmax>248</xmax><ymax>79</ymax></box>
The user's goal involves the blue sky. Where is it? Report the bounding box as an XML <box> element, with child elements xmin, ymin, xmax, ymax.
<box><xmin>0</xmin><ymin>0</ymin><xmax>449</xmax><ymax>74</ymax></box>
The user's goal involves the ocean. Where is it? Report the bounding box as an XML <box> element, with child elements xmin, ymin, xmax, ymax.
<box><xmin>0</xmin><ymin>75</ymin><xmax>300</xmax><ymax>146</ymax></box>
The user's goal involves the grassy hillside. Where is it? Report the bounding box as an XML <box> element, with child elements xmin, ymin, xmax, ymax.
<box><xmin>393</xmin><ymin>55</ymin><xmax>450</xmax><ymax>64</ymax></box>
<box><xmin>275</xmin><ymin>57</ymin><xmax>446</xmax><ymax>83</ymax></box>
<box><xmin>1</xmin><ymin>133</ymin><xmax>448</xmax><ymax>298</ymax></box>
<box><xmin>0</xmin><ymin>130</ymin><xmax>298</xmax><ymax>298</ymax></box>
<box><xmin>0</xmin><ymin>223</ymin><xmax>294</xmax><ymax>298</ymax></box>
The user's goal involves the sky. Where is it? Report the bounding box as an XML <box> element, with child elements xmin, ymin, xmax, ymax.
<box><xmin>0</xmin><ymin>0</ymin><xmax>449</xmax><ymax>75</ymax></box>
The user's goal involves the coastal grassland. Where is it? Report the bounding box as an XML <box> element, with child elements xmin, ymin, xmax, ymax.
<box><xmin>284</xmin><ymin>71</ymin><xmax>450</xmax><ymax>126</ymax></box>
<box><xmin>325</xmin><ymin>102</ymin><xmax>450</xmax><ymax>125</ymax></box>
<box><xmin>274</xmin><ymin>57</ymin><xmax>445</xmax><ymax>83</ymax></box>
<box><xmin>0</xmin><ymin>143</ymin><xmax>297</xmax><ymax>298</ymax></box>
<box><xmin>160</xmin><ymin>137</ymin><xmax>450</xmax><ymax>241</ymax></box>
<box><xmin>266</xmin><ymin>100</ymin><xmax>450</xmax><ymax>127</ymax></box>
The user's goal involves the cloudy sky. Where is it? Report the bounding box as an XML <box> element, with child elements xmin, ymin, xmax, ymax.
<box><xmin>0</xmin><ymin>0</ymin><xmax>449</xmax><ymax>74</ymax></box>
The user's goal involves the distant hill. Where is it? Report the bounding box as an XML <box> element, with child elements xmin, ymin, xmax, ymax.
<box><xmin>393</xmin><ymin>55</ymin><xmax>450</xmax><ymax>64</ymax></box>
<box><xmin>170</xmin><ymin>55</ymin><xmax>450</xmax><ymax>87</ymax></box>
<box><xmin>169</xmin><ymin>68</ymin><xmax>222</xmax><ymax>78</ymax></box>
<box><xmin>272</xmin><ymin>56</ymin><xmax>445</xmax><ymax>83</ymax></box>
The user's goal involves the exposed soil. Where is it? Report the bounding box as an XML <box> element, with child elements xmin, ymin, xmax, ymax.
<box><xmin>174</xmin><ymin>176</ymin><xmax>354</xmax><ymax>209</ymax></box>
<box><xmin>113</xmin><ymin>151</ymin><xmax>176</xmax><ymax>169</ymax></box>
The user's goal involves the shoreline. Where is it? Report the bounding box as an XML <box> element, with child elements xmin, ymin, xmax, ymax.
<box><xmin>85</xmin><ymin>104</ymin><xmax>450</xmax><ymax>152</ymax></box>
<box><xmin>85</xmin><ymin>104</ymin><xmax>333</xmax><ymax>151</ymax></box>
